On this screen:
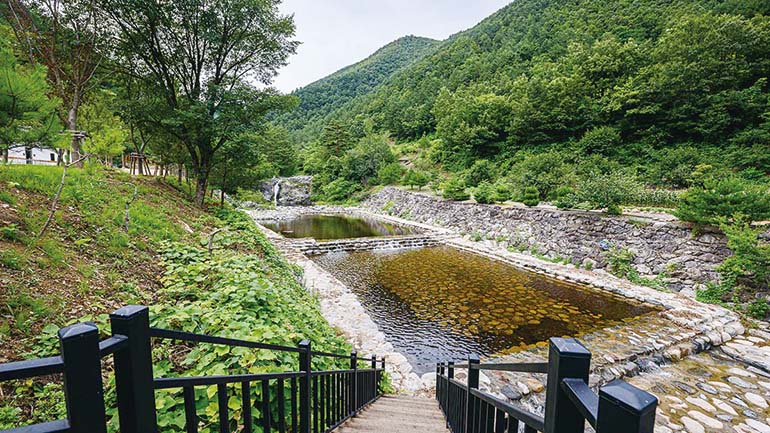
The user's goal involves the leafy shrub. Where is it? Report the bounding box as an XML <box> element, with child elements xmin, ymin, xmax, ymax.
<box><xmin>521</xmin><ymin>186</ymin><xmax>540</xmax><ymax>207</ymax></box>
<box><xmin>696</xmin><ymin>283</ymin><xmax>730</xmax><ymax>305</ymax></box>
<box><xmin>473</xmin><ymin>181</ymin><xmax>496</xmax><ymax>204</ymax></box>
<box><xmin>574</xmin><ymin>171</ymin><xmax>641</xmax><ymax>215</ymax></box>
<box><xmin>0</xmin><ymin>224</ymin><xmax>23</xmax><ymax>242</ymax></box>
<box><xmin>510</xmin><ymin>150</ymin><xmax>575</xmax><ymax>200</ymax></box>
<box><xmin>442</xmin><ymin>176</ymin><xmax>470</xmax><ymax>201</ymax></box>
<box><xmin>676</xmin><ymin>176</ymin><xmax>770</xmax><ymax>225</ymax></box>
<box><xmin>628</xmin><ymin>188</ymin><xmax>682</xmax><ymax>208</ymax></box>
<box><xmin>717</xmin><ymin>217</ymin><xmax>769</xmax><ymax>290</ymax></box>
<box><xmin>577</xmin><ymin>126</ymin><xmax>621</xmax><ymax>157</ymax></box>
<box><xmin>604</xmin><ymin>246</ymin><xmax>636</xmax><ymax>278</ymax></box>
<box><xmin>491</xmin><ymin>180</ymin><xmax>512</xmax><ymax>202</ymax></box>
<box><xmin>747</xmin><ymin>299</ymin><xmax>769</xmax><ymax>320</ymax></box>
<box><xmin>318</xmin><ymin>179</ymin><xmax>362</xmax><ymax>203</ymax></box>
<box><xmin>402</xmin><ymin>169</ymin><xmax>430</xmax><ymax>190</ymax></box>
<box><xmin>377</xmin><ymin>162</ymin><xmax>404</xmax><ymax>185</ymax></box>
<box><xmin>464</xmin><ymin>159</ymin><xmax>496</xmax><ymax>187</ymax></box>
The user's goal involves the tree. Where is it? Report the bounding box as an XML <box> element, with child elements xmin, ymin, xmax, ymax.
<box><xmin>4</xmin><ymin>0</ymin><xmax>104</xmax><ymax>166</ymax></box>
<box><xmin>0</xmin><ymin>25</ymin><xmax>62</xmax><ymax>163</ymax></box>
<box><xmin>441</xmin><ymin>175</ymin><xmax>469</xmax><ymax>201</ymax></box>
<box><xmin>102</xmin><ymin>0</ymin><xmax>298</xmax><ymax>205</ymax></box>
<box><xmin>575</xmin><ymin>171</ymin><xmax>642</xmax><ymax>215</ymax></box>
<box><xmin>676</xmin><ymin>175</ymin><xmax>770</xmax><ymax>225</ymax></box>
<box><xmin>342</xmin><ymin>132</ymin><xmax>395</xmax><ymax>185</ymax></box>
<box><xmin>80</xmin><ymin>90</ymin><xmax>128</xmax><ymax>164</ymax></box>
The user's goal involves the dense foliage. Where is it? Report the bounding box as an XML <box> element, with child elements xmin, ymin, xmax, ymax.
<box><xmin>279</xmin><ymin>0</ymin><xmax>769</xmax><ymax>217</ymax></box>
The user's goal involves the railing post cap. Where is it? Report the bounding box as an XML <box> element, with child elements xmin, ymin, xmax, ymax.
<box><xmin>468</xmin><ymin>354</ymin><xmax>480</xmax><ymax>363</ymax></box>
<box><xmin>351</xmin><ymin>350</ymin><xmax>357</xmax><ymax>355</ymax></box>
<box><xmin>58</xmin><ymin>322</ymin><xmax>99</xmax><ymax>340</ymax></box>
<box><xmin>110</xmin><ymin>305</ymin><xmax>149</xmax><ymax>319</ymax></box>
<box><xmin>549</xmin><ymin>337</ymin><xmax>591</xmax><ymax>358</ymax></box>
<box><xmin>599</xmin><ymin>380</ymin><xmax>658</xmax><ymax>415</ymax></box>
<box><xmin>299</xmin><ymin>339</ymin><xmax>311</xmax><ymax>348</ymax></box>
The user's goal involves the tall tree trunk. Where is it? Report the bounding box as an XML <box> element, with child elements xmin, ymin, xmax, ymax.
<box><xmin>177</xmin><ymin>164</ymin><xmax>182</xmax><ymax>183</ymax></box>
<box><xmin>68</xmin><ymin>100</ymin><xmax>82</xmax><ymax>167</ymax></box>
<box><xmin>2</xmin><ymin>148</ymin><xmax>8</xmax><ymax>164</ymax></box>
<box><xmin>194</xmin><ymin>170</ymin><xmax>208</xmax><ymax>206</ymax></box>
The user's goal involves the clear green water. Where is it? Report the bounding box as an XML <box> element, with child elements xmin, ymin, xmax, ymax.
<box><xmin>312</xmin><ymin>246</ymin><xmax>656</xmax><ymax>374</ymax></box>
<box><xmin>263</xmin><ymin>215</ymin><xmax>416</xmax><ymax>240</ymax></box>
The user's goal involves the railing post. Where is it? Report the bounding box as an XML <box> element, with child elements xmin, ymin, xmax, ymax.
<box><xmin>370</xmin><ymin>354</ymin><xmax>377</xmax><ymax>398</ymax></box>
<box><xmin>110</xmin><ymin>305</ymin><xmax>158</xmax><ymax>433</ymax></box>
<box><xmin>464</xmin><ymin>355</ymin><xmax>480</xmax><ymax>433</ymax></box>
<box><xmin>445</xmin><ymin>361</ymin><xmax>454</xmax><ymax>429</ymax></box>
<box><xmin>299</xmin><ymin>340</ymin><xmax>312</xmax><ymax>433</ymax></box>
<box><xmin>350</xmin><ymin>351</ymin><xmax>357</xmax><ymax>415</ymax></box>
<box><xmin>596</xmin><ymin>381</ymin><xmax>658</xmax><ymax>433</ymax></box>
<box><xmin>59</xmin><ymin>322</ymin><xmax>107</xmax><ymax>433</ymax></box>
<box><xmin>544</xmin><ymin>338</ymin><xmax>591</xmax><ymax>433</ymax></box>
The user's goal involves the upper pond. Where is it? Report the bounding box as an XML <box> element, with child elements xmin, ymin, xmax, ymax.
<box><xmin>312</xmin><ymin>246</ymin><xmax>657</xmax><ymax>374</ymax></box>
<box><xmin>263</xmin><ymin>214</ymin><xmax>416</xmax><ymax>240</ymax></box>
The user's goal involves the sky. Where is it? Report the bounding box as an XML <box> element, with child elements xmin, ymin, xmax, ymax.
<box><xmin>272</xmin><ymin>0</ymin><xmax>512</xmax><ymax>93</ymax></box>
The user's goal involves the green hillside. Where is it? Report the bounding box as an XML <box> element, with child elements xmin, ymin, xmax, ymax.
<box><xmin>283</xmin><ymin>0</ymin><xmax>770</xmax><ymax>169</ymax></box>
<box><xmin>277</xmin><ymin>35</ymin><xmax>439</xmax><ymax>142</ymax></box>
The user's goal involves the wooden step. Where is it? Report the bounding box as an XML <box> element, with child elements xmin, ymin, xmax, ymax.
<box><xmin>336</xmin><ymin>396</ymin><xmax>449</xmax><ymax>433</ymax></box>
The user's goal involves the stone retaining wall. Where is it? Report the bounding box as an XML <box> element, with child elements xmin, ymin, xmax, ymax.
<box><xmin>363</xmin><ymin>188</ymin><xmax>732</xmax><ymax>292</ymax></box>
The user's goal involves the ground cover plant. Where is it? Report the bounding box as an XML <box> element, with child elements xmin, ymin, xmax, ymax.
<box><xmin>0</xmin><ymin>165</ymin><xmax>358</xmax><ymax>431</ymax></box>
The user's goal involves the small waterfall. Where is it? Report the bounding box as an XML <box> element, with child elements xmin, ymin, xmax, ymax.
<box><xmin>273</xmin><ymin>180</ymin><xmax>281</xmax><ymax>206</ymax></box>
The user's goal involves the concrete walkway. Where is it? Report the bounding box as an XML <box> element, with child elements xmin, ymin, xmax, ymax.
<box><xmin>336</xmin><ymin>396</ymin><xmax>448</xmax><ymax>433</ymax></box>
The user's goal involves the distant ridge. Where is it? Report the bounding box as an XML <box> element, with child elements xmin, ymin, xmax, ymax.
<box><xmin>276</xmin><ymin>35</ymin><xmax>440</xmax><ymax>142</ymax></box>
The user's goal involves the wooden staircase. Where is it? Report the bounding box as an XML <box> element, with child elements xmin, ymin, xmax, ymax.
<box><xmin>336</xmin><ymin>395</ymin><xmax>449</xmax><ymax>433</ymax></box>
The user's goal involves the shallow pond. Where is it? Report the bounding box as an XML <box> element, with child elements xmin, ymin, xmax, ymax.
<box><xmin>262</xmin><ymin>214</ymin><xmax>416</xmax><ymax>240</ymax></box>
<box><xmin>312</xmin><ymin>246</ymin><xmax>657</xmax><ymax>374</ymax></box>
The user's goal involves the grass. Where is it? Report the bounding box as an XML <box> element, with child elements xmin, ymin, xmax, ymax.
<box><xmin>0</xmin><ymin>164</ymin><xmax>216</xmax><ymax>360</ymax></box>
<box><xmin>0</xmin><ymin>189</ymin><xmax>15</xmax><ymax>205</ymax></box>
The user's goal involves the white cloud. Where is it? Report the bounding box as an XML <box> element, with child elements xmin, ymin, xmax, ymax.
<box><xmin>272</xmin><ymin>0</ymin><xmax>512</xmax><ymax>93</ymax></box>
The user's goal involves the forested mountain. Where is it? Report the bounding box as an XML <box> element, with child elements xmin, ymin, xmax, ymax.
<box><xmin>277</xmin><ymin>35</ymin><xmax>439</xmax><ymax>142</ymax></box>
<box><xmin>284</xmin><ymin>0</ymin><xmax>770</xmax><ymax>170</ymax></box>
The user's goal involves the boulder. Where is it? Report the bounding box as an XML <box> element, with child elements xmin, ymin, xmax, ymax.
<box><xmin>260</xmin><ymin>176</ymin><xmax>313</xmax><ymax>206</ymax></box>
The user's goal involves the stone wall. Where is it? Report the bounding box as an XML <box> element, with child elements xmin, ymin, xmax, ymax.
<box><xmin>363</xmin><ymin>187</ymin><xmax>732</xmax><ymax>292</ymax></box>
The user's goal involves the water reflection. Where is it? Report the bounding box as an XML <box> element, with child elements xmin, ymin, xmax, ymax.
<box><xmin>312</xmin><ymin>246</ymin><xmax>656</xmax><ymax>374</ymax></box>
<box><xmin>263</xmin><ymin>215</ymin><xmax>416</xmax><ymax>240</ymax></box>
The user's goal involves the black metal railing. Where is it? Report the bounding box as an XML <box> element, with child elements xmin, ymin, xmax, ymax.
<box><xmin>0</xmin><ymin>305</ymin><xmax>385</xmax><ymax>433</ymax></box>
<box><xmin>436</xmin><ymin>338</ymin><xmax>658</xmax><ymax>433</ymax></box>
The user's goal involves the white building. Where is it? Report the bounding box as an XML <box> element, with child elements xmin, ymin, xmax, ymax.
<box><xmin>6</xmin><ymin>146</ymin><xmax>68</xmax><ymax>166</ymax></box>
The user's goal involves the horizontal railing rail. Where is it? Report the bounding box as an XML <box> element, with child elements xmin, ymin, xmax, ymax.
<box><xmin>439</xmin><ymin>361</ymin><xmax>549</xmax><ymax>374</ymax></box>
<box><xmin>0</xmin><ymin>305</ymin><xmax>386</xmax><ymax>433</ymax></box>
<box><xmin>435</xmin><ymin>338</ymin><xmax>658</xmax><ymax>433</ymax></box>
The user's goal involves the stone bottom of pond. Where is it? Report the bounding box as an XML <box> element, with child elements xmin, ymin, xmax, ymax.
<box><xmin>311</xmin><ymin>245</ymin><xmax>658</xmax><ymax>375</ymax></box>
<box><xmin>262</xmin><ymin>214</ymin><xmax>416</xmax><ymax>240</ymax></box>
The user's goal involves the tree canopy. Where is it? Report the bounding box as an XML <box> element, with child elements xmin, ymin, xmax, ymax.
<box><xmin>100</xmin><ymin>0</ymin><xmax>299</xmax><ymax>204</ymax></box>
